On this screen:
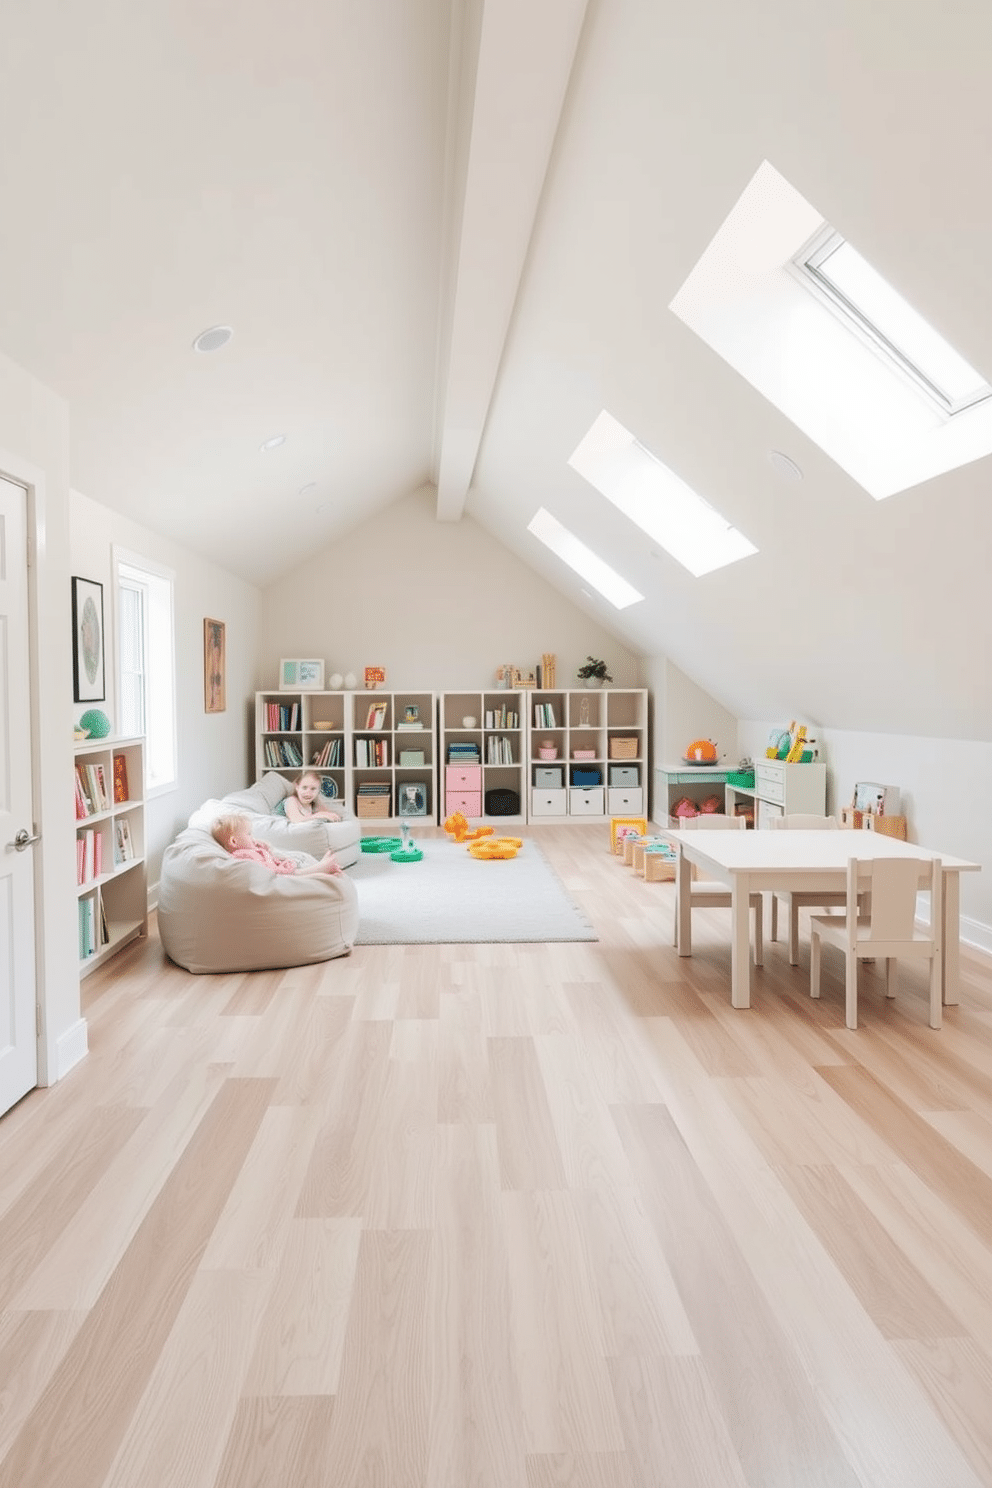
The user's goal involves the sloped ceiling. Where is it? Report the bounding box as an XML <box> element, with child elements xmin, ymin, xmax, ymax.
<box><xmin>2</xmin><ymin>0</ymin><xmax>990</xmax><ymax>740</ymax></box>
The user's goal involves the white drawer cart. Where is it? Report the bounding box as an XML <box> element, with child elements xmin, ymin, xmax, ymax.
<box><xmin>724</xmin><ymin>759</ymin><xmax>827</xmax><ymax>826</ymax></box>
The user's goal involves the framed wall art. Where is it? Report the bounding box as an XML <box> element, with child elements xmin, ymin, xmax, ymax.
<box><xmin>280</xmin><ymin>658</ymin><xmax>325</xmax><ymax>691</ymax></box>
<box><xmin>397</xmin><ymin>781</ymin><xmax>428</xmax><ymax>816</ymax></box>
<box><xmin>204</xmin><ymin>618</ymin><xmax>226</xmax><ymax>713</ymax></box>
<box><xmin>71</xmin><ymin>576</ymin><xmax>106</xmax><ymax>703</ymax></box>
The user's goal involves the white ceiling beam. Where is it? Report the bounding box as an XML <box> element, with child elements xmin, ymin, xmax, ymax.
<box><xmin>435</xmin><ymin>0</ymin><xmax>588</xmax><ymax>521</ymax></box>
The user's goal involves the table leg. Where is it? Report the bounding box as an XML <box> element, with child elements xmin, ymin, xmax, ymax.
<box><xmin>731</xmin><ymin>874</ymin><xmax>751</xmax><ymax>1009</ymax></box>
<box><xmin>942</xmin><ymin>871</ymin><xmax>961</xmax><ymax>1005</ymax></box>
<box><xmin>676</xmin><ymin>848</ymin><xmax>692</xmax><ymax>956</ymax></box>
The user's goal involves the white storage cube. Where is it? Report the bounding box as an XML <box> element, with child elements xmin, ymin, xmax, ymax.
<box><xmin>531</xmin><ymin>788</ymin><xmax>567</xmax><ymax>817</ymax></box>
<box><xmin>569</xmin><ymin>787</ymin><xmax>605</xmax><ymax>815</ymax></box>
<box><xmin>608</xmin><ymin>787</ymin><xmax>643</xmax><ymax>814</ymax></box>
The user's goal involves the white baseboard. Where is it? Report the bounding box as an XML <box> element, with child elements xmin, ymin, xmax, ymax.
<box><xmin>960</xmin><ymin>914</ymin><xmax>992</xmax><ymax>958</ymax></box>
<box><xmin>55</xmin><ymin>1017</ymin><xmax>89</xmax><ymax>1080</ymax></box>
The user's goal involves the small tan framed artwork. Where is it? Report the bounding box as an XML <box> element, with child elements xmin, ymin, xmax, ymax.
<box><xmin>204</xmin><ymin>618</ymin><xmax>226</xmax><ymax>713</ymax></box>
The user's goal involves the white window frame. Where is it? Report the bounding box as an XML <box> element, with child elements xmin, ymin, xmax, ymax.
<box><xmin>791</xmin><ymin>225</ymin><xmax>992</xmax><ymax>419</ymax></box>
<box><xmin>113</xmin><ymin>547</ymin><xmax>177</xmax><ymax>796</ymax></box>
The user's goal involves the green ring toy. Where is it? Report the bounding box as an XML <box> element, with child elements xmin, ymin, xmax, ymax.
<box><xmin>390</xmin><ymin>845</ymin><xmax>423</xmax><ymax>863</ymax></box>
<box><xmin>360</xmin><ymin>836</ymin><xmax>403</xmax><ymax>853</ymax></box>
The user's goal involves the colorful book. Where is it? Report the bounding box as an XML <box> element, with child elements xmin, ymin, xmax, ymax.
<box><xmin>113</xmin><ymin>753</ymin><xmax>129</xmax><ymax>804</ymax></box>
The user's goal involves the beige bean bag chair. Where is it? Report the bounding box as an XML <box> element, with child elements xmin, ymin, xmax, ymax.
<box><xmin>187</xmin><ymin>771</ymin><xmax>361</xmax><ymax>868</ymax></box>
<box><xmin>158</xmin><ymin>826</ymin><xmax>359</xmax><ymax>973</ymax></box>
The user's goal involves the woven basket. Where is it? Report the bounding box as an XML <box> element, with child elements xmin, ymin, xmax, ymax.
<box><xmin>609</xmin><ymin>737</ymin><xmax>638</xmax><ymax>760</ymax></box>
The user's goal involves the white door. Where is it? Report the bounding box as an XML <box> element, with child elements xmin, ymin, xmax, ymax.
<box><xmin>0</xmin><ymin>475</ymin><xmax>37</xmax><ymax>1114</ymax></box>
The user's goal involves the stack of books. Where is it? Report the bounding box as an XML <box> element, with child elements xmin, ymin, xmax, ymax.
<box><xmin>447</xmin><ymin>741</ymin><xmax>480</xmax><ymax>765</ymax></box>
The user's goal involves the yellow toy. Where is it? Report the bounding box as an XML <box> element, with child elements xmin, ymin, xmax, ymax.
<box><xmin>443</xmin><ymin>812</ymin><xmax>494</xmax><ymax>843</ymax></box>
<box><xmin>468</xmin><ymin>836</ymin><xmax>523</xmax><ymax>860</ymax></box>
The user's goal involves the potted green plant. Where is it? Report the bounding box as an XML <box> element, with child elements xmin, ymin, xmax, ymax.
<box><xmin>577</xmin><ymin>656</ymin><xmax>612</xmax><ymax>688</ymax></box>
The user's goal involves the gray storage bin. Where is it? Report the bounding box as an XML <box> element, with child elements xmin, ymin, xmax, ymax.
<box><xmin>534</xmin><ymin>766</ymin><xmax>564</xmax><ymax>787</ymax></box>
<box><xmin>609</xmin><ymin>765</ymin><xmax>640</xmax><ymax>787</ymax></box>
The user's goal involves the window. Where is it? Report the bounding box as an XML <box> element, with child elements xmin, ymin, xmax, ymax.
<box><xmin>568</xmin><ymin>411</ymin><xmax>757</xmax><ymax>577</ymax></box>
<box><xmin>795</xmin><ymin>227</ymin><xmax>992</xmax><ymax>418</ymax></box>
<box><xmin>669</xmin><ymin>159</ymin><xmax>992</xmax><ymax>500</ymax></box>
<box><xmin>527</xmin><ymin>508</ymin><xmax>643</xmax><ymax>609</ymax></box>
<box><xmin>115</xmin><ymin>550</ymin><xmax>176</xmax><ymax>793</ymax></box>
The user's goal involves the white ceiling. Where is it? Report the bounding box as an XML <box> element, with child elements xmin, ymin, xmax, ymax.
<box><xmin>3</xmin><ymin>0</ymin><xmax>991</xmax><ymax>740</ymax></box>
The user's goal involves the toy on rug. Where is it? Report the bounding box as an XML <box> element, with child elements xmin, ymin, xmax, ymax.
<box><xmin>443</xmin><ymin>812</ymin><xmax>494</xmax><ymax>843</ymax></box>
<box><xmin>468</xmin><ymin>836</ymin><xmax>523</xmax><ymax>860</ymax></box>
<box><xmin>391</xmin><ymin>821</ymin><xmax>423</xmax><ymax>863</ymax></box>
<box><xmin>361</xmin><ymin>836</ymin><xmax>403</xmax><ymax>853</ymax></box>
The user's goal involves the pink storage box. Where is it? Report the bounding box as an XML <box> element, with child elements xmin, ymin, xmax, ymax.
<box><xmin>538</xmin><ymin>746</ymin><xmax>558</xmax><ymax>760</ymax></box>
<box><xmin>572</xmin><ymin>748</ymin><xmax>596</xmax><ymax>760</ymax></box>
<box><xmin>445</xmin><ymin>764</ymin><xmax>481</xmax><ymax>789</ymax></box>
<box><xmin>446</xmin><ymin>791</ymin><xmax>481</xmax><ymax>817</ymax></box>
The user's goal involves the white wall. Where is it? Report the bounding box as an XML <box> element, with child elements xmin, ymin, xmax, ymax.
<box><xmin>0</xmin><ymin>347</ymin><xmax>80</xmax><ymax>1083</ymax></box>
<box><xmin>740</xmin><ymin>719</ymin><xmax>992</xmax><ymax>949</ymax></box>
<box><xmin>642</xmin><ymin>655</ymin><xmax>739</xmax><ymax>817</ymax></box>
<box><xmin>259</xmin><ymin>486</ymin><xmax>644</xmax><ymax>693</ymax></box>
<box><xmin>70</xmin><ymin>491</ymin><xmax>262</xmax><ymax>896</ymax></box>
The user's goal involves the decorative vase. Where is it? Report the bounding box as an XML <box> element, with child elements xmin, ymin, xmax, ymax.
<box><xmin>343</xmin><ymin>672</ymin><xmax>357</xmax><ymax>690</ymax></box>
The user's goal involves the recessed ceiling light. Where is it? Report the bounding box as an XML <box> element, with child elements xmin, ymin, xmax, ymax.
<box><xmin>192</xmin><ymin>325</ymin><xmax>233</xmax><ymax>354</ymax></box>
<box><xmin>768</xmin><ymin>449</ymin><xmax>804</xmax><ymax>481</ymax></box>
<box><xmin>298</xmin><ymin>482</ymin><xmax>317</xmax><ymax>498</ymax></box>
<box><xmin>259</xmin><ymin>434</ymin><xmax>286</xmax><ymax>452</ymax></box>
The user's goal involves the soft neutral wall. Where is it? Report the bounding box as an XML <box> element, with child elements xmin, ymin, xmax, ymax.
<box><xmin>642</xmin><ymin>654</ymin><xmax>739</xmax><ymax>817</ymax></box>
<box><xmin>0</xmin><ymin>346</ymin><xmax>78</xmax><ymax>1083</ymax></box>
<box><xmin>259</xmin><ymin>486</ymin><xmax>643</xmax><ymax>692</ymax></box>
<box><xmin>70</xmin><ymin>491</ymin><xmax>261</xmax><ymax>896</ymax></box>
<box><xmin>740</xmin><ymin>719</ymin><xmax>992</xmax><ymax>949</ymax></box>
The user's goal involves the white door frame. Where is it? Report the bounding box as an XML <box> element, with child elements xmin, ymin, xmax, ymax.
<box><xmin>0</xmin><ymin>442</ymin><xmax>80</xmax><ymax>1089</ymax></box>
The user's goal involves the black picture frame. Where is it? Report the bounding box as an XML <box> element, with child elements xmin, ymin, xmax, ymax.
<box><xmin>71</xmin><ymin>576</ymin><xmax>106</xmax><ymax>703</ymax></box>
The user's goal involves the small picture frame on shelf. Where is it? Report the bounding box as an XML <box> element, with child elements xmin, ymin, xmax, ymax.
<box><xmin>280</xmin><ymin>659</ymin><xmax>325</xmax><ymax>691</ymax></box>
<box><xmin>398</xmin><ymin>781</ymin><xmax>428</xmax><ymax>817</ymax></box>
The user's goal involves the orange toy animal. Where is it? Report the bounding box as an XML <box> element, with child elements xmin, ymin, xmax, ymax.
<box><xmin>468</xmin><ymin>836</ymin><xmax>523</xmax><ymax>860</ymax></box>
<box><xmin>443</xmin><ymin>812</ymin><xmax>494</xmax><ymax>843</ymax></box>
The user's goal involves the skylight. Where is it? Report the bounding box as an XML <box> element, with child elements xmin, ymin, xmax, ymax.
<box><xmin>527</xmin><ymin>508</ymin><xmax>643</xmax><ymax>609</ymax></box>
<box><xmin>568</xmin><ymin>411</ymin><xmax>757</xmax><ymax>577</ymax></box>
<box><xmin>796</xmin><ymin>228</ymin><xmax>991</xmax><ymax>417</ymax></box>
<box><xmin>668</xmin><ymin>159</ymin><xmax>992</xmax><ymax>500</ymax></box>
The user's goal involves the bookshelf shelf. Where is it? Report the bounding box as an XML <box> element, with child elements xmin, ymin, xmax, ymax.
<box><xmin>254</xmin><ymin>690</ymin><xmax>437</xmax><ymax>823</ymax></box>
<box><xmin>74</xmin><ymin>736</ymin><xmax>147</xmax><ymax>975</ymax></box>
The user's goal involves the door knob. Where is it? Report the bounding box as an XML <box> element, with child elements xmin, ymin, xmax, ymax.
<box><xmin>7</xmin><ymin>828</ymin><xmax>40</xmax><ymax>851</ymax></box>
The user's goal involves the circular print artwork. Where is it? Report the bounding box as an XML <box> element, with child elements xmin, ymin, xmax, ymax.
<box><xmin>80</xmin><ymin>596</ymin><xmax>102</xmax><ymax>685</ymax></box>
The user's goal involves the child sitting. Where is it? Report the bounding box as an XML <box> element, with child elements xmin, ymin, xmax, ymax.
<box><xmin>211</xmin><ymin>813</ymin><xmax>342</xmax><ymax>876</ymax></box>
<box><xmin>284</xmin><ymin>770</ymin><xmax>343</xmax><ymax>824</ymax></box>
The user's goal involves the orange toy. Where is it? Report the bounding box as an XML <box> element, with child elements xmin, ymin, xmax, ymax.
<box><xmin>443</xmin><ymin>812</ymin><xmax>494</xmax><ymax>843</ymax></box>
<box><xmin>685</xmin><ymin>738</ymin><xmax>718</xmax><ymax>763</ymax></box>
<box><xmin>468</xmin><ymin>836</ymin><xmax>523</xmax><ymax>860</ymax></box>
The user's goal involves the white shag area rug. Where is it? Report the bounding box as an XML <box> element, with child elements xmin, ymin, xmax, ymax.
<box><xmin>348</xmin><ymin>836</ymin><xmax>597</xmax><ymax>945</ymax></box>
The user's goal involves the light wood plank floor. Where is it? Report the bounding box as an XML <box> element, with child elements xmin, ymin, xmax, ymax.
<box><xmin>4</xmin><ymin>824</ymin><xmax>992</xmax><ymax>1487</ymax></box>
